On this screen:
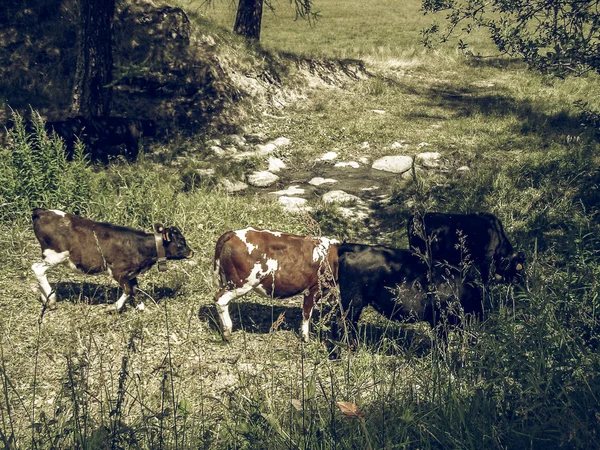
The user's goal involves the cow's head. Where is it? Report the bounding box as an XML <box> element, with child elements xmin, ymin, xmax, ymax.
<box><xmin>142</xmin><ymin>119</ymin><xmax>157</xmax><ymax>137</ymax></box>
<box><xmin>496</xmin><ymin>251</ymin><xmax>525</xmax><ymax>284</ymax></box>
<box><xmin>154</xmin><ymin>224</ymin><xmax>194</xmax><ymax>260</ymax></box>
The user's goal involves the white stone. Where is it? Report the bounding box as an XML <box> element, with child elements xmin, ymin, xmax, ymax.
<box><xmin>231</xmin><ymin>151</ymin><xmax>255</xmax><ymax>160</ymax></box>
<box><xmin>256</xmin><ymin>143</ymin><xmax>277</xmax><ymax>155</ymax></box>
<box><xmin>359</xmin><ymin>156</ymin><xmax>370</xmax><ymax>164</ymax></box>
<box><xmin>271</xmin><ymin>137</ymin><xmax>291</xmax><ymax>147</ymax></box>
<box><xmin>221</xmin><ymin>179</ymin><xmax>248</xmax><ymax>193</ymax></box>
<box><xmin>320</xmin><ymin>151</ymin><xmax>338</xmax><ymax>161</ymax></box>
<box><xmin>279</xmin><ymin>196</ymin><xmax>312</xmax><ymax>213</ymax></box>
<box><xmin>334</xmin><ymin>161</ymin><xmax>360</xmax><ymax>168</ymax></box>
<box><xmin>322</xmin><ymin>190</ymin><xmax>362</xmax><ymax>204</ymax></box>
<box><xmin>248</xmin><ymin>171</ymin><xmax>279</xmax><ymax>187</ymax></box>
<box><xmin>417</xmin><ymin>142</ymin><xmax>430</xmax><ymax>149</ymax></box>
<box><xmin>361</xmin><ymin>142</ymin><xmax>370</xmax><ymax>149</ymax></box>
<box><xmin>269</xmin><ymin>185</ymin><xmax>305</xmax><ymax>196</ymax></box>
<box><xmin>457</xmin><ymin>166</ymin><xmax>471</xmax><ymax>174</ymax></box>
<box><xmin>391</xmin><ymin>141</ymin><xmax>408</xmax><ymax>149</ymax></box>
<box><xmin>309</xmin><ymin>177</ymin><xmax>338</xmax><ymax>186</ymax></box>
<box><xmin>416</xmin><ymin>152</ymin><xmax>442</xmax><ymax>168</ymax></box>
<box><xmin>268</xmin><ymin>157</ymin><xmax>286</xmax><ymax>172</ymax></box>
<box><xmin>224</xmin><ymin>134</ymin><xmax>246</xmax><ymax>147</ymax></box>
<box><xmin>338</xmin><ymin>207</ymin><xmax>369</xmax><ymax>221</ymax></box>
<box><xmin>210</xmin><ymin>145</ymin><xmax>225</xmax><ymax>156</ymax></box>
<box><xmin>372</xmin><ymin>109</ymin><xmax>386</xmax><ymax>114</ymax></box>
<box><xmin>372</xmin><ymin>155</ymin><xmax>413</xmax><ymax>173</ymax></box>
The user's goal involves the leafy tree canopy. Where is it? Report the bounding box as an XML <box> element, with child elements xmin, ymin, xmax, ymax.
<box><xmin>421</xmin><ymin>0</ymin><xmax>600</xmax><ymax>77</ymax></box>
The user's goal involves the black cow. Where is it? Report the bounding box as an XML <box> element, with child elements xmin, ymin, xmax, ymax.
<box><xmin>335</xmin><ymin>243</ymin><xmax>482</xmax><ymax>345</ymax></box>
<box><xmin>45</xmin><ymin>116</ymin><xmax>156</xmax><ymax>161</ymax></box>
<box><xmin>32</xmin><ymin>209</ymin><xmax>193</xmax><ymax>310</ymax></box>
<box><xmin>408</xmin><ymin>212</ymin><xmax>525</xmax><ymax>285</ymax></box>
<box><xmin>85</xmin><ymin>116</ymin><xmax>156</xmax><ymax>161</ymax></box>
<box><xmin>44</xmin><ymin>116</ymin><xmax>87</xmax><ymax>155</ymax></box>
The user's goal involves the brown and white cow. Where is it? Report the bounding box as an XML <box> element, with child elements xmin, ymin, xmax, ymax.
<box><xmin>213</xmin><ymin>228</ymin><xmax>339</xmax><ymax>341</ymax></box>
<box><xmin>32</xmin><ymin>208</ymin><xmax>194</xmax><ymax>310</ymax></box>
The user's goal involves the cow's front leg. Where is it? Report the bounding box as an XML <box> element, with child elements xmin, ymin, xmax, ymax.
<box><xmin>214</xmin><ymin>283</ymin><xmax>255</xmax><ymax>340</ymax></box>
<box><xmin>115</xmin><ymin>278</ymin><xmax>139</xmax><ymax>311</ymax></box>
<box><xmin>31</xmin><ymin>249</ymin><xmax>70</xmax><ymax>309</ymax></box>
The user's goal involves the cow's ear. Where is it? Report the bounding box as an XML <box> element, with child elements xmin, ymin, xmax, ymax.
<box><xmin>163</xmin><ymin>230</ymin><xmax>172</xmax><ymax>242</ymax></box>
<box><xmin>154</xmin><ymin>224</ymin><xmax>164</xmax><ymax>234</ymax></box>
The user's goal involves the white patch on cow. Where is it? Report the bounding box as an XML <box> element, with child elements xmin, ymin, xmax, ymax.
<box><xmin>301</xmin><ymin>319</ymin><xmax>310</xmax><ymax>342</ymax></box>
<box><xmin>301</xmin><ymin>314</ymin><xmax>312</xmax><ymax>342</ymax></box>
<box><xmin>50</xmin><ymin>209</ymin><xmax>66</xmax><ymax>217</ymax></box>
<box><xmin>312</xmin><ymin>237</ymin><xmax>339</xmax><ymax>262</ymax></box>
<box><xmin>115</xmin><ymin>292</ymin><xmax>130</xmax><ymax>310</ymax></box>
<box><xmin>234</xmin><ymin>228</ymin><xmax>257</xmax><ymax>254</ymax></box>
<box><xmin>215</xmin><ymin>257</ymin><xmax>281</xmax><ymax>335</ymax></box>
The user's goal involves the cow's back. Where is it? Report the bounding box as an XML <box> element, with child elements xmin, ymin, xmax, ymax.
<box><xmin>408</xmin><ymin>212</ymin><xmax>511</xmax><ymax>264</ymax></box>
<box><xmin>338</xmin><ymin>243</ymin><xmax>429</xmax><ymax>319</ymax></box>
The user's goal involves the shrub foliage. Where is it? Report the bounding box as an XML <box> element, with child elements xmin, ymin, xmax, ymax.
<box><xmin>0</xmin><ymin>111</ymin><xmax>93</xmax><ymax>222</ymax></box>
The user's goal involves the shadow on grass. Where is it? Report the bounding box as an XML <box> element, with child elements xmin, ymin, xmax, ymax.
<box><xmin>53</xmin><ymin>281</ymin><xmax>179</xmax><ymax>306</ymax></box>
<box><xmin>198</xmin><ymin>301</ymin><xmax>309</xmax><ymax>336</ymax></box>
<box><xmin>394</xmin><ymin>73</ymin><xmax>593</xmax><ymax>145</ymax></box>
<box><xmin>198</xmin><ymin>300</ymin><xmax>432</xmax><ymax>353</ymax></box>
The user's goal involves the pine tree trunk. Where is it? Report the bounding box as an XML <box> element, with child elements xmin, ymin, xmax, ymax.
<box><xmin>233</xmin><ymin>0</ymin><xmax>263</xmax><ymax>41</ymax></box>
<box><xmin>71</xmin><ymin>0</ymin><xmax>115</xmax><ymax>118</ymax></box>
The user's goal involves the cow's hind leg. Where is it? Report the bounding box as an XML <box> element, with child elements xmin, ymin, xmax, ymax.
<box><xmin>31</xmin><ymin>249</ymin><xmax>70</xmax><ymax>309</ymax></box>
<box><xmin>301</xmin><ymin>288</ymin><xmax>320</xmax><ymax>343</ymax></box>
<box><xmin>214</xmin><ymin>283</ymin><xmax>256</xmax><ymax>340</ymax></box>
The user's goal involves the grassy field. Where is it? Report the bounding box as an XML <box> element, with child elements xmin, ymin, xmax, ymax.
<box><xmin>1</xmin><ymin>0</ymin><xmax>600</xmax><ymax>448</ymax></box>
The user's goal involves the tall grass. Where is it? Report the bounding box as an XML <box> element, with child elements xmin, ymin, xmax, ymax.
<box><xmin>1</xmin><ymin>0</ymin><xmax>600</xmax><ymax>447</ymax></box>
<box><xmin>0</xmin><ymin>111</ymin><xmax>93</xmax><ymax>222</ymax></box>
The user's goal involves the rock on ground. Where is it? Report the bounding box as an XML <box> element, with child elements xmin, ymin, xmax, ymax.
<box><xmin>322</xmin><ymin>190</ymin><xmax>362</xmax><ymax>204</ymax></box>
<box><xmin>268</xmin><ymin>157</ymin><xmax>286</xmax><ymax>172</ymax></box>
<box><xmin>309</xmin><ymin>177</ymin><xmax>338</xmax><ymax>186</ymax></box>
<box><xmin>269</xmin><ymin>185</ymin><xmax>305</xmax><ymax>196</ymax></box>
<box><xmin>415</xmin><ymin>152</ymin><xmax>442</xmax><ymax>168</ymax></box>
<box><xmin>372</xmin><ymin>155</ymin><xmax>413</xmax><ymax>174</ymax></box>
<box><xmin>279</xmin><ymin>196</ymin><xmax>311</xmax><ymax>213</ymax></box>
<box><xmin>248</xmin><ymin>171</ymin><xmax>279</xmax><ymax>187</ymax></box>
<box><xmin>221</xmin><ymin>179</ymin><xmax>248</xmax><ymax>193</ymax></box>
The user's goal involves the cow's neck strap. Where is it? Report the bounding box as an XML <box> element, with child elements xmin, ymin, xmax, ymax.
<box><xmin>154</xmin><ymin>232</ymin><xmax>168</xmax><ymax>272</ymax></box>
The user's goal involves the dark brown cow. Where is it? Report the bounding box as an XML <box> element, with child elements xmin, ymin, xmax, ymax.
<box><xmin>213</xmin><ymin>228</ymin><xmax>339</xmax><ymax>341</ymax></box>
<box><xmin>408</xmin><ymin>212</ymin><xmax>525</xmax><ymax>285</ymax></box>
<box><xmin>32</xmin><ymin>209</ymin><xmax>193</xmax><ymax>310</ymax></box>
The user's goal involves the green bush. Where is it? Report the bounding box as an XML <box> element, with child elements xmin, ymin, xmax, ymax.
<box><xmin>0</xmin><ymin>111</ymin><xmax>93</xmax><ymax>222</ymax></box>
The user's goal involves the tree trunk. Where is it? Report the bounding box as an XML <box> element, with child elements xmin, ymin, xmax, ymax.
<box><xmin>234</xmin><ymin>0</ymin><xmax>263</xmax><ymax>41</ymax></box>
<box><xmin>71</xmin><ymin>0</ymin><xmax>115</xmax><ymax>118</ymax></box>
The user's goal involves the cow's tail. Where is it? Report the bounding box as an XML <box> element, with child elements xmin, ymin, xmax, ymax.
<box><xmin>213</xmin><ymin>231</ymin><xmax>235</xmax><ymax>289</ymax></box>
